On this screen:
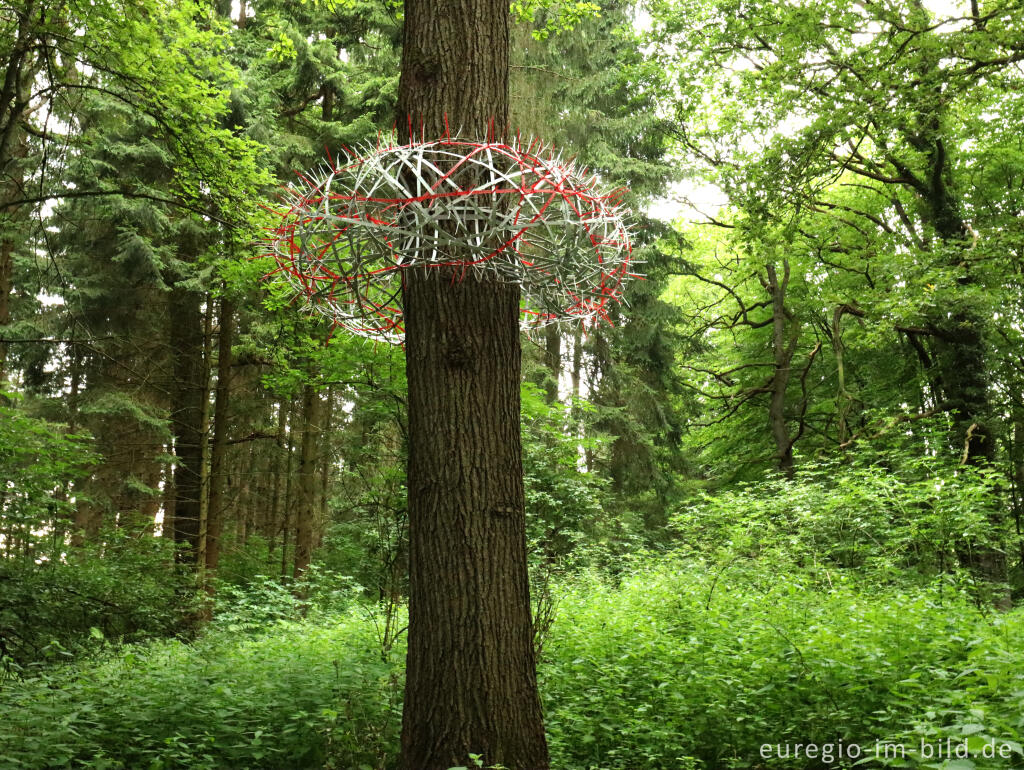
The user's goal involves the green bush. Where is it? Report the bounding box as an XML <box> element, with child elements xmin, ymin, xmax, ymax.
<box><xmin>0</xmin><ymin>396</ymin><xmax>94</xmax><ymax>560</ymax></box>
<box><xmin>669</xmin><ymin>459</ymin><xmax>1008</xmax><ymax>586</ymax></box>
<box><xmin>0</xmin><ymin>397</ymin><xmax>192</xmax><ymax>677</ymax></box>
<box><xmin>0</xmin><ymin>531</ymin><xmax>193</xmax><ymax>678</ymax></box>
<box><xmin>541</xmin><ymin>560</ymin><xmax>1024</xmax><ymax>769</ymax></box>
<box><xmin>0</xmin><ymin>612</ymin><xmax>402</xmax><ymax>770</ymax></box>
<box><xmin>3</xmin><ymin>558</ymin><xmax>1022</xmax><ymax>769</ymax></box>
<box><xmin>210</xmin><ymin>566</ymin><xmax>363</xmax><ymax>633</ymax></box>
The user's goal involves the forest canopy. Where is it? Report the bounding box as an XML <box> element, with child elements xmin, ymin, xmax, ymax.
<box><xmin>1</xmin><ymin>0</ymin><xmax>1023</xmax><ymax>768</ymax></box>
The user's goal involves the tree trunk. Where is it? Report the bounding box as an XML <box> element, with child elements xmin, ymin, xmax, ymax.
<box><xmin>319</xmin><ymin>388</ymin><xmax>334</xmax><ymax>547</ymax></box>
<box><xmin>397</xmin><ymin>1</ymin><xmax>549</xmax><ymax>767</ymax></box>
<box><xmin>162</xmin><ymin>445</ymin><xmax>177</xmax><ymax>540</ymax></box>
<box><xmin>542</xmin><ymin>325</ymin><xmax>561</xmax><ymax>403</ymax></box>
<box><xmin>0</xmin><ymin>95</ymin><xmax>28</xmax><ymax>387</ymax></box>
<box><xmin>169</xmin><ymin>287</ymin><xmax>206</xmax><ymax>562</ymax></box>
<box><xmin>269</xmin><ymin>399</ymin><xmax>287</xmax><ymax>569</ymax></box>
<box><xmin>197</xmin><ymin>296</ymin><xmax>214</xmax><ymax>569</ymax></box>
<box><xmin>0</xmin><ymin>0</ymin><xmax>46</xmax><ymax>388</ymax></box>
<box><xmin>911</xmin><ymin>144</ymin><xmax>1004</xmax><ymax>589</ymax></box>
<box><xmin>205</xmin><ymin>294</ymin><xmax>235</xmax><ymax>574</ymax></box>
<box><xmin>0</xmin><ymin>210</ymin><xmax>14</xmax><ymax>387</ymax></box>
<box><xmin>236</xmin><ymin>442</ymin><xmax>252</xmax><ymax>546</ymax></box>
<box><xmin>832</xmin><ymin>303</ymin><xmax>864</xmax><ymax>447</ymax></box>
<box><xmin>281</xmin><ymin>401</ymin><xmax>296</xmax><ymax>579</ymax></box>
<box><xmin>765</xmin><ymin>261</ymin><xmax>798</xmax><ymax>476</ymax></box>
<box><xmin>570</xmin><ymin>325</ymin><xmax>586</xmax><ymax>470</ymax></box>
<box><xmin>1012</xmin><ymin>414</ymin><xmax>1024</xmax><ymax>570</ymax></box>
<box><xmin>55</xmin><ymin>346</ymin><xmax>84</xmax><ymax>541</ymax></box>
<box><xmin>293</xmin><ymin>384</ymin><xmax>320</xmax><ymax>580</ymax></box>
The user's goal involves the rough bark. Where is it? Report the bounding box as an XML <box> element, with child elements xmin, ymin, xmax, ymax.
<box><xmin>281</xmin><ymin>401</ymin><xmax>296</xmax><ymax>578</ymax></box>
<box><xmin>0</xmin><ymin>1</ymin><xmax>39</xmax><ymax>183</ymax></box>
<box><xmin>169</xmin><ymin>288</ymin><xmax>206</xmax><ymax>561</ymax></box>
<box><xmin>0</xmin><ymin>203</ymin><xmax>15</xmax><ymax>386</ymax></box>
<box><xmin>832</xmin><ymin>303</ymin><xmax>865</xmax><ymax>447</ymax></box>
<box><xmin>402</xmin><ymin>273</ymin><xmax>548</xmax><ymax>770</ymax></box>
<box><xmin>205</xmin><ymin>294</ymin><xmax>235</xmax><ymax>574</ymax></box>
<box><xmin>933</xmin><ymin>311</ymin><xmax>992</xmax><ymax>462</ymax></box>
<box><xmin>542</xmin><ymin>325</ymin><xmax>561</xmax><ymax>403</ymax></box>
<box><xmin>911</xmin><ymin>144</ymin><xmax>1003</xmax><ymax>587</ymax></box>
<box><xmin>293</xmin><ymin>384</ymin><xmax>320</xmax><ymax>580</ymax></box>
<box><xmin>397</xmin><ymin>0</ymin><xmax>549</xmax><ymax>767</ymax></box>
<box><xmin>0</xmin><ymin>83</ymin><xmax>29</xmax><ymax>387</ymax></box>
<box><xmin>0</xmin><ymin>1</ymin><xmax>45</xmax><ymax>386</ymax></box>
<box><xmin>397</xmin><ymin>0</ymin><xmax>509</xmax><ymax>141</ymax></box>
<box><xmin>765</xmin><ymin>261</ymin><xmax>798</xmax><ymax>476</ymax></box>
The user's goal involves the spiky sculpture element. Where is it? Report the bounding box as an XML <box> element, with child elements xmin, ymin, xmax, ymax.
<box><xmin>265</xmin><ymin>137</ymin><xmax>635</xmax><ymax>344</ymax></box>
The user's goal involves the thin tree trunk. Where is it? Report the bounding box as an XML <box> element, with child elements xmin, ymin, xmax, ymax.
<box><xmin>139</xmin><ymin>457</ymin><xmax>164</xmax><ymax>531</ymax></box>
<box><xmin>832</xmin><ymin>303</ymin><xmax>865</xmax><ymax>447</ymax></box>
<box><xmin>281</xmin><ymin>402</ymin><xmax>296</xmax><ymax>579</ymax></box>
<box><xmin>765</xmin><ymin>261</ymin><xmax>799</xmax><ymax>477</ymax></box>
<box><xmin>197</xmin><ymin>296</ymin><xmax>214</xmax><ymax>570</ymax></box>
<box><xmin>269</xmin><ymin>399</ymin><xmax>287</xmax><ymax>569</ymax></box>
<box><xmin>570</xmin><ymin>325</ymin><xmax>586</xmax><ymax>469</ymax></box>
<box><xmin>169</xmin><ymin>287</ymin><xmax>206</xmax><ymax>562</ymax></box>
<box><xmin>319</xmin><ymin>388</ymin><xmax>334</xmax><ymax>548</ymax></box>
<box><xmin>542</xmin><ymin>325</ymin><xmax>560</xmax><ymax>403</ymax></box>
<box><xmin>397</xmin><ymin>1</ymin><xmax>549</xmax><ymax>766</ymax></box>
<box><xmin>1012</xmin><ymin>415</ymin><xmax>1024</xmax><ymax>570</ymax></box>
<box><xmin>51</xmin><ymin>345</ymin><xmax>84</xmax><ymax>542</ymax></box>
<box><xmin>293</xmin><ymin>384</ymin><xmax>320</xmax><ymax>579</ymax></box>
<box><xmin>205</xmin><ymin>294</ymin><xmax>235</xmax><ymax>574</ymax></box>
<box><xmin>162</xmin><ymin>444</ymin><xmax>177</xmax><ymax>540</ymax></box>
<box><xmin>571</xmin><ymin>324</ymin><xmax>582</xmax><ymax>403</ymax></box>
<box><xmin>236</xmin><ymin>444</ymin><xmax>251</xmax><ymax>545</ymax></box>
<box><xmin>0</xmin><ymin>219</ymin><xmax>14</xmax><ymax>387</ymax></box>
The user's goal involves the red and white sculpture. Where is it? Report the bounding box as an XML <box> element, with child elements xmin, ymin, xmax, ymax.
<box><xmin>265</xmin><ymin>136</ymin><xmax>635</xmax><ymax>344</ymax></box>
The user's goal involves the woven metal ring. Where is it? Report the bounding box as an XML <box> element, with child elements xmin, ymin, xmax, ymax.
<box><xmin>265</xmin><ymin>137</ymin><xmax>636</xmax><ymax>344</ymax></box>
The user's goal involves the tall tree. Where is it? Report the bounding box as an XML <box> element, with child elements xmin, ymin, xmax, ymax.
<box><xmin>654</xmin><ymin>0</ymin><xmax>1024</xmax><ymax>588</ymax></box>
<box><xmin>204</xmin><ymin>292</ymin><xmax>235</xmax><ymax>574</ymax></box>
<box><xmin>396</xmin><ymin>1</ymin><xmax>549</xmax><ymax>767</ymax></box>
<box><xmin>292</xmin><ymin>383</ymin><xmax>321</xmax><ymax>579</ymax></box>
<box><xmin>511</xmin><ymin>1</ymin><xmax>684</xmax><ymax>536</ymax></box>
<box><xmin>168</xmin><ymin>282</ymin><xmax>207</xmax><ymax>559</ymax></box>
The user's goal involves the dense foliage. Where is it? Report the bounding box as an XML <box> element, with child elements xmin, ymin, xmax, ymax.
<box><xmin>2</xmin><ymin>558</ymin><xmax>1023</xmax><ymax>769</ymax></box>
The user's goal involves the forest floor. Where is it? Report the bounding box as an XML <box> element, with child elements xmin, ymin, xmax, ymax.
<box><xmin>2</xmin><ymin>556</ymin><xmax>1023</xmax><ymax>770</ymax></box>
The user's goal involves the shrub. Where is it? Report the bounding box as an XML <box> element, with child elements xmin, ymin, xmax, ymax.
<box><xmin>0</xmin><ymin>612</ymin><xmax>402</xmax><ymax>770</ymax></box>
<box><xmin>541</xmin><ymin>560</ymin><xmax>1024</xmax><ymax>769</ymax></box>
<box><xmin>0</xmin><ymin>531</ymin><xmax>193</xmax><ymax>678</ymax></box>
<box><xmin>669</xmin><ymin>459</ymin><xmax>1008</xmax><ymax>586</ymax></box>
<box><xmin>3</xmin><ymin>557</ymin><xmax>1022</xmax><ymax>769</ymax></box>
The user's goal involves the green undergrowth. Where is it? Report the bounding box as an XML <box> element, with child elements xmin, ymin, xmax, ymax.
<box><xmin>1</xmin><ymin>560</ymin><xmax>1022</xmax><ymax>769</ymax></box>
<box><xmin>0</xmin><ymin>609</ymin><xmax>401</xmax><ymax>770</ymax></box>
<box><xmin>542</xmin><ymin>563</ymin><xmax>1024</xmax><ymax>769</ymax></box>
